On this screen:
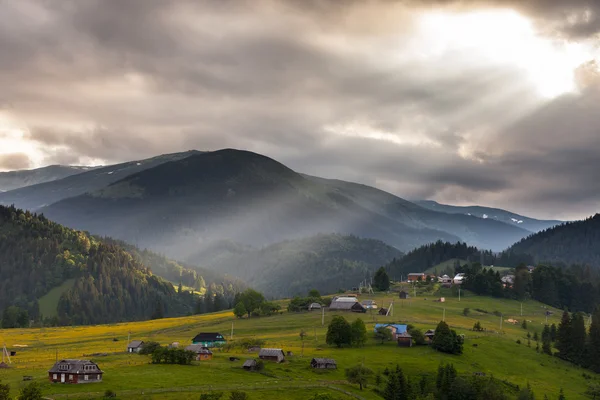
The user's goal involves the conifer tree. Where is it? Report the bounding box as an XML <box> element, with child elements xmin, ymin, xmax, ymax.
<box><xmin>571</xmin><ymin>312</ymin><xmax>587</xmax><ymax>364</ymax></box>
<box><xmin>588</xmin><ymin>307</ymin><xmax>600</xmax><ymax>372</ymax></box>
<box><xmin>556</xmin><ymin>311</ymin><xmax>572</xmax><ymax>359</ymax></box>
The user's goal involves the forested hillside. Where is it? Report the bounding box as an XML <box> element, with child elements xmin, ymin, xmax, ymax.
<box><xmin>508</xmin><ymin>215</ymin><xmax>600</xmax><ymax>266</ymax></box>
<box><xmin>187</xmin><ymin>234</ymin><xmax>403</xmax><ymax>297</ymax></box>
<box><xmin>0</xmin><ymin>205</ymin><xmax>198</xmax><ymax>326</ymax></box>
<box><xmin>0</xmin><ymin>165</ymin><xmax>93</xmax><ymax>192</ymax></box>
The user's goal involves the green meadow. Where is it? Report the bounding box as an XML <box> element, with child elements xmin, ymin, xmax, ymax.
<box><xmin>0</xmin><ymin>290</ymin><xmax>595</xmax><ymax>399</ymax></box>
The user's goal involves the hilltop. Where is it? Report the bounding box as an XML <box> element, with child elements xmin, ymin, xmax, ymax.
<box><xmin>507</xmin><ymin>214</ymin><xmax>600</xmax><ymax>267</ymax></box>
<box><xmin>0</xmin><ymin>164</ymin><xmax>96</xmax><ymax>192</ymax></box>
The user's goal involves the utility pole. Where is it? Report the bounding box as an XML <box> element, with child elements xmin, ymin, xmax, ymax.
<box><xmin>231</xmin><ymin>322</ymin><xmax>234</xmax><ymax>340</ymax></box>
<box><xmin>321</xmin><ymin>307</ymin><xmax>325</xmax><ymax>327</ymax></box>
<box><xmin>500</xmin><ymin>313</ymin><xmax>503</xmax><ymax>330</ymax></box>
<box><xmin>458</xmin><ymin>287</ymin><xmax>461</xmax><ymax>302</ymax></box>
<box><xmin>413</xmin><ymin>284</ymin><xmax>416</xmax><ymax>298</ymax></box>
<box><xmin>127</xmin><ymin>331</ymin><xmax>131</xmax><ymax>352</ymax></box>
<box><xmin>314</xmin><ymin>327</ymin><xmax>317</xmax><ymax>342</ymax></box>
<box><xmin>443</xmin><ymin>308</ymin><xmax>446</xmax><ymax>322</ymax></box>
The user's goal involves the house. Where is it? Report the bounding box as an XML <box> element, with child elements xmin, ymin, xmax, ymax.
<box><xmin>48</xmin><ymin>360</ymin><xmax>103</xmax><ymax>384</ymax></box>
<box><xmin>184</xmin><ymin>344</ymin><xmax>213</xmax><ymax>361</ymax></box>
<box><xmin>309</xmin><ymin>303</ymin><xmax>322</xmax><ymax>311</ymax></box>
<box><xmin>127</xmin><ymin>340</ymin><xmax>144</xmax><ymax>353</ymax></box>
<box><xmin>329</xmin><ymin>300</ymin><xmax>366</xmax><ymax>313</ymax></box>
<box><xmin>311</xmin><ymin>358</ymin><xmax>337</xmax><ymax>369</ymax></box>
<box><xmin>397</xmin><ymin>332</ymin><xmax>413</xmax><ymax>347</ymax></box>
<box><xmin>361</xmin><ymin>300</ymin><xmax>378</xmax><ymax>310</ymax></box>
<box><xmin>439</xmin><ymin>275</ymin><xmax>453</xmax><ymax>287</ymax></box>
<box><xmin>378</xmin><ymin>308</ymin><xmax>388</xmax><ymax>315</ymax></box>
<box><xmin>168</xmin><ymin>342</ymin><xmax>179</xmax><ymax>349</ymax></box>
<box><xmin>331</xmin><ymin>296</ymin><xmax>358</xmax><ymax>303</ymax></box>
<box><xmin>407</xmin><ymin>273</ymin><xmax>426</xmax><ymax>282</ymax></box>
<box><xmin>501</xmin><ymin>275</ymin><xmax>515</xmax><ymax>288</ymax></box>
<box><xmin>191</xmin><ymin>332</ymin><xmax>227</xmax><ymax>348</ymax></box>
<box><xmin>374</xmin><ymin>324</ymin><xmax>408</xmax><ymax>339</ymax></box>
<box><xmin>258</xmin><ymin>348</ymin><xmax>285</xmax><ymax>363</ymax></box>
<box><xmin>424</xmin><ymin>329</ymin><xmax>435</xmax><ymax>342</ymax></box>
<box><xmin>243</xmin><ymin>359</ymin><xmax>258</xmax><ymax>371</ymax></box>
<box><xmin>398</xmin><ymin>290</ymin><xmax>409</xmax><ymax>299</ymax></box>
<box><xmin>453</xmin><ymin>273</ymin><xmax>465</xmax><ymax>285</ymax></box>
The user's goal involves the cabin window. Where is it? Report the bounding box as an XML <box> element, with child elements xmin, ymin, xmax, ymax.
<box><xmin>53</xmin><ymin>374</ymin><xmax>57</xmax><ymax>380</ymax></box>
<box><xmin>69</xmin><ymin>375</ymin><xmax>73</xmax><ymax>380</ymax></box>
<box><xmin>97</xmin><ymin>374</ymin><xmax>101</xmax><ymax>380</ymax></box>
<box><xmin>59</xmin><ymin>364</ymin><xmax>69</xmax><ymax>371</ymax></box>
<box><xmin>84</xmin><ymin>375</ymin><xmax>88</xmax><ymax>381</ymax></box>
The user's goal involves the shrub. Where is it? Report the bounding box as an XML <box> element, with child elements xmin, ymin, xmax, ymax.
<box><xmin>200</xmin><ymin>393</ymin><xmax>224</xmax><ymax>400</ymax></box>
<box><xmin>475</xmin><ymin>308</ymin><xmax>488</xmax><ymax>314</ymax></box>
<box><xmin>492</xmin><ymin>310</ymin><xmax>502</xmax><ymax>317</ymax></box>
<box><xmin>139</xmin><ymin>341</ymin><xmax>161</xmax><ymax>355</ymax></box>
<box><xmin>522</xmin><ymin>320</ymin><xmax>528</xmax><ymax>329</ymax></box>
<box><xmin>409</xmin><ymin>328</ymin><xmax>426</xmax><ymax>345</ymax></box>
<box><xmin>516</xmin><ymin>339</ymin><xmax>521</xmax><ymax>344</ymax></box>
<box><xmin>463</xmin><ymin>308</ymin><xmax>470</xmax><ymax>316</ymax></box>
<box><xmin>473</xmin><ymin>321</ymin><xmax>484</xmax><ymax>332</ymax></box>
<box><xmin>103</xmin><ymin>390</ymin><xmax>117</xmax><ymax>398</ymax></box>
<box><xmin>255</xmin><ymin>360</ymin><xmax>265</xmax><ymax>371</ymax></box>
<box><xmin>432</xmin><ymin>321</ymin><xmax>463</xmax><ymax>355</ymax></box>
<box><xmin>229</xmin><ymin>391</ymin><xmax>248</xmax><ymax>400</ymax></box>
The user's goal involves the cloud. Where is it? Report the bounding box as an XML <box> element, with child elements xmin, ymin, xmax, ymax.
<box><xmin>0</xmin><ymin>153</ymin><xmax>32</xmax><ymax>170</ymax></box>
<box><xmin>0</xmin><ymin>0</ymin><xmax>598</xmax><ymax>220</ymax></box>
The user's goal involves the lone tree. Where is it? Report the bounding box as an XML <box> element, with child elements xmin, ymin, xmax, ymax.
<box><xmin>432</xmin><ymin>321</ymin><xmax>463</xmax><ymax>355</ymax></box>
<box><xmin>375</xmin><ymin>326</ymin><xmax>394</xmax><ymax>344</ymax></box>
<box><xmin>373</xmin><ymin>267</ymin><xmax>390</xmax><ymax>291</ymax></box>
<box><xmin>19</xmin><ymin>382</ymin><xmax>43</xmax><ymax>400</ymax></box>
<box><xmin>345</xmin><ymin>365</ymin><xmax>373</xmax><ymax>390</ymax></box>
<box><xmin>326</xmin><ymin>316</ymin><xmax>352</xmax><ymax>348</ymax></box>
<box><xmin>351</xmin><ymin>318</ymin><xmax>368</xmax><ymax>347</ymax></box>
<box><xmin>233</xmin><ymin>302</ymin><xmax>247</xmax><ymax>318</ymax></box>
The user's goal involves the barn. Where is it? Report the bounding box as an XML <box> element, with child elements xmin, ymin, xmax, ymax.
<box><xmin>310</xmin><ymin>358</ymin><xmax>337</xmax><ymax>369</ymax></box>
<box><xmin>259</xmin><ymin>348</ymin><xmax>285</xmax><ymax>363</ymax></box>
<box><xmin>48</xmin><ymin>360</ymin><xmax>103</xmax><ymax>384</ymax></box>
<box><xmin>185</xmin><ymin>344</ymin><xmax>213</xmax><ymax>361</ymax></box>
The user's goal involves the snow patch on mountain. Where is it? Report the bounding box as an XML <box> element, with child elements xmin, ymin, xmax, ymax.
<box><xmin>511</xmin><ymin>218</ymin><xmax>524</xmax><ymax>224</ymax></box>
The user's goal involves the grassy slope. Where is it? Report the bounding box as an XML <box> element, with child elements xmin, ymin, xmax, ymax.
<box><xmin>0</xmin><ymin>292</ymin><xmax>595</xmax><ymax>399</ymax></box>
<box><xmin>38</xmin><ymin>279</ymin><xmax>76</xmax><ymax>319</ymax></box>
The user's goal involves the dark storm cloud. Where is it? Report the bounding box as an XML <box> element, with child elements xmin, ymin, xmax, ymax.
<box><xmin>0</xmin><ymin>153</ymin><xmax>32</xmax><ymax>170</ymax></box>
<box><xmin>0</xmin><ymin>0</ymin><xmax>599</xmax><ymax>219</ymax></box>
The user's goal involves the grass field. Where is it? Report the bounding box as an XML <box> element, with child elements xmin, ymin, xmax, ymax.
<box><xmin>0</xmin><ymin>290</ymin><xmax>596</xmax><ymax>399</ymax></box>
<box><xmin>38</xmin><ymin>279</ymin><xmax>76</xmax><ymax>318</ymax></box>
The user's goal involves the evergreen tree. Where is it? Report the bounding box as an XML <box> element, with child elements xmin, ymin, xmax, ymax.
<box><xmin>373</xmin><ymin>267</ymin><xmax>390</xmax><ymax>291</ymax></box>
<box><xmin>588</xmin><ymin>307</ymin><xmax>600</xmax><ymax>372</ymax></box>
<box><xmin>350</xmin><ymin>318</ymin><xmax>368</xmax><ymax>347</ymax></box>
<box><xmin>19</xmin><ymin>382</ymin><xmax>43</xmax><ymax>400</ymax></box>
<box><xmin>432</xmin><ymin>321</ymin><xmax>463</xmax><ymax>355</ymax></box>
<box><xmin>326</xmin><ymin>316</ymin><xmax>352</xmax><ymax>348</ymax></box>
<box><xmin>558</xmin><ymin>388</ymin><xmax>566</xmax><ymax>400</ymax></box>
<box><xmin>556</xmin><ymin>311</ymin><xmax>572</xmax><ymax>359</ymax></box>
<box><xmin>150</xmin><ymin>299</ymin><xmax>164</xmax><ymax>320</ymax></box>
<box><xmin>550</xmin><ymin>324</ymin><xmax>557</xmax><ymax>342</ymax></box>
<box><xmin>571</xmin><ymin>312</ymin><xmax>587</xmax><ymax>364</ymax></box>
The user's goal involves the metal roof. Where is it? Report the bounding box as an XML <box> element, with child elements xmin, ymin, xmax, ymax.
<box><xmin>127</xmin><ymin>340</ymin><xmax>144</xmax><ymax>348</ymax></box>
<box><xmin>259</xmin><ymin>348</ymin><xmax>285</xmax><ymax>357</ymax></box>
<box><xmin>48</xmin><ymin>360</ymin><xmax>103</xmax><ymax>374</ymax></box>
<box><xmin>312</xmin><ymin>358</ymin><xmax>336</xmax><ymax>364</ymax></box>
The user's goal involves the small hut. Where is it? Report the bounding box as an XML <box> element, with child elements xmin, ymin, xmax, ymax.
<box><xmin>243</xmin><ymin>359</ymin><xmax>258</xmax><ymax>371</ymax></box>
<box><xmin>397</xmin><ymin>332</ymin><xmax>413</xmax><ymax>347</ymax></box>
<box><xmin>259</xmin><ymin>348</ymin><xmax>285</xmax><ymax>363</ymax></box>
<box><xmin>378</xmin><ymin>308</ymin><xmax>388</xmax><ymax>316</ymax></box>
<box><xmin>127</xmin><ymin>340</ymin><xmax>144</xmax><ymax>353</ymax></box>
<box><xmin>399</xmin><ymin>291</ymin><xmax>409</xmax><ymax>299</ymax></box>
<box><xmin>309</xmin><ymin>303</ymin><xmax>322</xmax><ymax>311</ymax></box>
<box><xmin>424</xmin><ymin>329</ymin><xmax>435</xmax><ymax>343</ymax></box>
<box><xmin>310</xmin><ymin>358</ymin><xmax>337</xmax><ymax>369</ymax></box>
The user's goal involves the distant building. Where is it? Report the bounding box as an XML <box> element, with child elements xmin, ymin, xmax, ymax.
<box><xmin>424</xmin><ymin>329</ymin><xmax>436</xmax><ymax>343</ymax></box>
<box><xmin>374</xmin><ymin>324</ymin><xmax>408</xmax><ymax>339</ymax></box>
<box><xmin>378</xmin><ymin>308</ymin><xmax>388</xmax><ymax>315</ymax></box>
<box><xmin>397</xmin><ymin>332</ymin><xmax>413</xmax><ymax>347</ymax></box>
<box><xmin>191</xmin><ymin>333</ymin><xmax>226</xmax><ymax>348</ymax></box>
<box><xmin>501</xmin><ymin>275</ymin><xmax>515</xmax><ymax>288</ymax></box>
<box><xmin>259</xmin><ymin>348</ymin><xmax>285</xmax><ymax>363</ymax></box>
<box><xmin>311</xmin><ymin>358</ymin><xmax>337</xmax><ymax>369</ymax></box>
<box><xmin>185</xmin><ymin>344</ymin><xmax>213</xmax><ymax>361</ymax></box>
<box><xmin>407</xmin><ymin>273</ymin><xmax>426</xmax><ymax>282</ymax></box>
<box><xmin>309</xmin><ymin>303</ymin><xmax>322</xmax><ymax>311</ymax></box>
<box><xmin>453</xmin><ymin>273</ymin><xmax>465</xmax><ymax>285</ymax></box>
<box><xmin>439</xmin><ymin>275</ymin><xmax>453</xmax><ymax>287</ymax></box>
<box><xmin>127</xmin><ymin>340</ymin><xmax>144</xmax><ymax>353</ymax></box>
<box><xmin>243</xmin><ymin>359</ymin><xmax>258</xmax><ymax>371</ymax></box>
<box><xmin>398</xmin><ymin>290</ymin><xmax>409</xmax><ymax>299</ymax></box>
<box><xmin>48</xmin><ymin>360</ymin><xmax>103</xmax><ymax>384</ymax></box>
<box><xmin>329</xmin><ymin>300</ymin><xmax>366</xmax><ymax>313</ymax></box>
<box><xmin>361</xmin><ymin>299</ymin><xmax>378</xmax><ymax>310</ymax></box>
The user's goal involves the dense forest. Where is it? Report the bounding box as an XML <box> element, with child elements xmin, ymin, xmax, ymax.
<box><xmin>187</xmin><ymin>234</ymin><xmax>403</xmax><ymax>297</ymax></box>
<box><xmin>508</xmin><ymin>214</ymin><xmax>600</xmax><ymax>267</ymax></box>
<box><xmin>0</xmin><ymin>205</ymin><xmax>235</xmax><ymax>326</ymax></box>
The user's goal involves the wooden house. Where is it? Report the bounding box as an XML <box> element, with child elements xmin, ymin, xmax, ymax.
<box><xmin>424</xmin><ymin>329</ymin><xmax>435</xmax><ymax>343</ymax></box>
<box><xmin>397</xmin><ymin>332</ymin><xmax>413</xmax><ymax>347</ymax></box>
<box><xmin>191</xmin><ymin>332</ymin><xmax>226</xmax><ymax>348</ymax></box>
<box><xmin>398</xmin><ymin>290</ymin><xmax>409</xmax><ymax>299</ymax></box>
<box><xmin>259</xmin><ymin>348</ymin><xmax>285</xmax><ymax>363</ymax></box>
<box><xmin>185</xmin><ymin>344</ymin><xmax>213</xmax><ymax>361</ymax></box>
<box><xmin>48</xmin><ymin>360</ymin><xmax>103</xmax><ymax>384</ymax></box>
<box><xmin>127</xmin><ymin>340</ymin><xmax>144</xmax><ymax>353</ymax></box>
<box><xmin>243</xmin><ymin>359</ymin><xmax>258</xmax><ymax>371</ymax></box>
<box><xmin>374</xmin><ymin>324</ymin><xmax>408</xmax><ymax>339</ymax></box>
<box><xmin>311</xmin><ymin>358</ymin><xmax>337</xmax><ymax>369</ymax></box>
<box><xmin>328</xmin><ymin>300</ymin><xmax>366</xmax><ymax>313</ymax></box>
<box><xmin>407</xmin><ymin>273</ymin><xmax>425</xmax><ymax>282</ymax></box>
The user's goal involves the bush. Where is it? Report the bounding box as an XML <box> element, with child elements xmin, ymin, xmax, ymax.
<box><xmin>475</xmin><ymin>308</ymin><xmax>488</xmax><ymax>314</ymax></box>
<box><xmin>432</xmin><ymin>321</ymin><xmax>463</xmax><ymax>355</ymax></box>
<box><xmin>229</xmin><ymin>391</ymin><xmax>248</xmax><ymax>400</ymax></box>
<box><xmin>139</xmin><ymin>341</ymin><xmax>161</xmax><ymax>355</ymax></box>
<box><xmin>521</xmin><ymin>320</ymin><xmax>528</xmax><ymax>329</ymax></box>
<box><xmin>409</xmin><ymin>328</ymin><xmax>426</xmax><ymax>345</ymax></box>
<box><xmin>19</xmin><ymin>382</ymin><xmax>42</xmax><ymax>400</ymax></box>
<box><xmin>492</xmin><ymin>310</ymin><xmax>502</xmax><ymax>317</ymax></box>
<box><xmin>103</xmin><ymin>390</ymin><xmax>117</xmax><ymax>398</ymax></box>
<box><xmin>200</xmin><ymin>393</ymin><xmax>224</xmax><ymax>400</ymax></box>
<box><xmin>473</xmin><ymin>321</ymin><xmax>484</xmax><ymax>332</ymax></box>
<box><xmin>255</xmin><ymin>360</ymin><xmax>265</xmax><ymax>371</ymax></box>
<box><xmin>463</xmin><ymin>308</ymin><xmax>470</xmax><ymax>316</ymax></box>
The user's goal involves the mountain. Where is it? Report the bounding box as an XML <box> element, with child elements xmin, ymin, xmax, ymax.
<box><xmin>0</xmin><ymin>204</ymin><xmax>239</xmax><ymax>326</ymax></box>
<box><xmin>0</xmin><ymin>165</ymin><xmax>96</xmax><ymax>192</ymax></box>
<box><xmin>415</xmin><ymin>200</ymin><xmax>562</xmax><ymax>233</ymax></box>
<box><xmin>185</xmin><ymin>234</ymin><xmax>403</xmax><ymax>297</ymax></box>
<box><xmin>507</xmin><ymin>215</ymin><xmax>600</xmax><ymax>267</ymax></box>
<box><xmin>37</xmin><ymin>149</ymin><xmax>531</xmax><ymax>257</ymax></box>
<box><xmin>0</xmin><ymin>150</ymin><xmax>201</xmax><ymax>210</ymax></box>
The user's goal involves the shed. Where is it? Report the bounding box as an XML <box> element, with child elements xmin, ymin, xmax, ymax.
<box><xmin>259</xmin><ymin>348</ymin><xmax>285</xmax><ymax>363</ymax></box>
<box><xmin>243</xmin><ymin>359</ymin><xmax>258</xmax><ymax>371</ymax></box>
<box><xmin>309</xmin><ymin>303</ymin><xmax>322</xmax><ymax>311</ymax></box>
<box><xmin>378</xmin><ymin>308</ymin><xmax>388</xmax><ymax>316</ymax></box>
<box><xmin>191</xmin><ymin>332</ymin><xmax>226</xmax><ymax>348</ymax></box>
<box><xmin>329</xmin><ymin>300</ymin><xmax>366</xmax><ymax>313</ymax></box>
<box><xmin>48</xmin><ymin>360</ymin><xmax>103</xmax><ymax>384</ymax></box>
<box><xmin>399</xmin><ymin>291</ymin><xmax>409</xmax><ymax>299</ymax></box>
<box><xmin>311</xmin><ymin>358</ymin><xmax>337</xmax><ymax>369</ymax></box>
<box><xmin>424</xmin><ymin>329</ymin><xmax>435</xmax><ymax>342</ymax></box>
<box><xmin>185</xmin><ymin>344</ymin><xmax>213</xmax><ymax>361</ymax></box>
<box><xmin>397</xmin><ymin>332</ymin><xmax>413</xmax><ymax>347</ymax></box>
<box><xmin>127</xmin><ymin>340</ymin><xmax>144</xmax><ymax>353</ymax></box>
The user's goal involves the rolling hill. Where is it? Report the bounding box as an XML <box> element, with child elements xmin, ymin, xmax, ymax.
<box><xmin>0</xmin><ymin>164</ymin><xmax>95</xmax><ymax>192</ymax></box>
<box><xmin>415</xmin><ymin>200</ymin><xmax>562</xmax><ymax>233</ymax></box>
<box><xmin>507</xmin><ymin>214</ymin><xmax>600</xmax><ymax>266</ymax></box>
<box><xmin>185</xmin><ymin>233</ymin><xmax>404</xmax><ymax>297</ymax></box>
<box><xmin>0</xmin><ymin>150</ymin><xmax>201</xmax><ymax>210</ymax></box>
<box><xmin>38</xmin><ymin>149</ymin><xmax>530</xmax><ymax>257</ymax></box>
<box><xmin>0</xmin><ymin>204</ymin><xmax>237</xmax><ymax>325</ymax></box>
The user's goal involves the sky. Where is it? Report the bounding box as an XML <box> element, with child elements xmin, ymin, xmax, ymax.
<box><xmin>0</xmin><ymin>0</ymin><xmax>599</xmax><ymax>220</ymax></box>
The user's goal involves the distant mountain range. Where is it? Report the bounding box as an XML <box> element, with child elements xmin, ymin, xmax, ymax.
<box><xmin>26</xmin><ymin>149</ymin><xmax>531</xmax><ymax>254</ymax></box>
<box><xmin>415</xmin><ymin>200</ymin><xmax>561</xmax><ymax>233</ymax></box>
<box><xmin>0</xmin><ymin>165</ymin><xmax>98</xmax><ymax>192</ymax></box>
